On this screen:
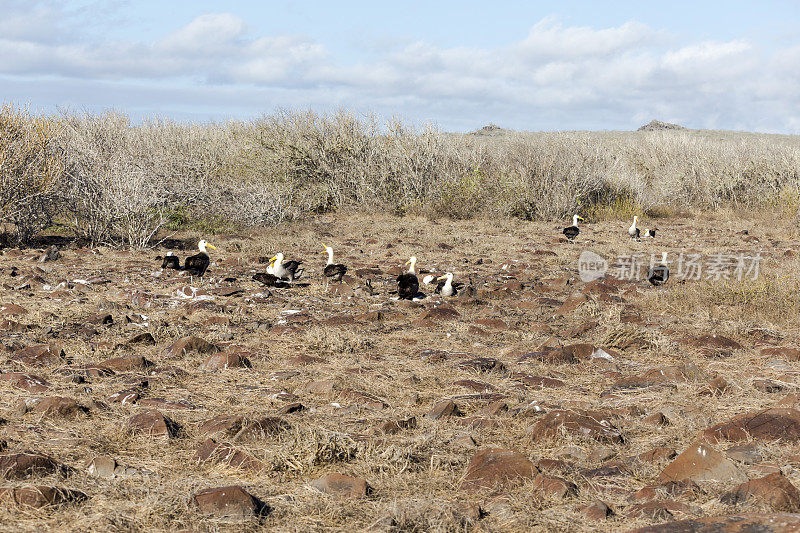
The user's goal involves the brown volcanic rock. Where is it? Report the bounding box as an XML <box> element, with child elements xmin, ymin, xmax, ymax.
<box><xmin>0</xmin><ymin>373</ymin><xmax>50</xmax><ymax>392</ymax></box>
<box><xmin>10</xmin><ymin>344</ymin><xmax>65</xmax><ymax>367</ymax></box>
<box><xmin>194</xmin><ymin>439</ymin><xmax>264</xmax><ymax>472</ymax></box>
<box><xmin>198</xmin><ymin>415</ymin><xmax>245</xmax><ymax>438</ymax></box>
<box><xmin>191</xmin><ymin>485</ymin><xmax>267</xmax><ymax>518</ymax></box>
<box><xmin>528</xmin><ymin>410</ymin><xmax>624</xmax><ymax>444</ymax></box>
<box><xmin>311</xmin><ymin>473</ymin><xmax>372</xmax><ymax>498</ymax></box>
<box><xmin>100</xmin><ymin>355</ymin><xmax>152</xmax><ymax>372</ymax></box>
<box><xmin>629</xmin><ymin>513</ymin><xmax>800</xmax><ymax>532</ymax></box>
<box><xmin>658</xmin><ymin>442</ymin><xmax>744</xmax><ymax>483</ymax></box>
<box><xmin>163</xmin><ymin>336</ymin><xmax>219</xmax><ymax>358</ymax></box>
<box><xmin>0</xmin><ymin>453</ymin><xmax>67</xmax><ymax>479</ymax></box>
<box><xmin>761</xmin><ymin>347</ymin><xmax>800</xmax><ymax>361</ymax></box>
<box><xmin>31</xmin><ymin>397</ymin><xmax>87</xmax><ymax>418</ymax></box>
<box><xmin>127</xmin><ymin>410</ymin><xmax>180</xmax><ymax>438</ymax></box>
<box><xmin>0</xmin><ymin>486</ymin><xmax>86</xmax><ymax>508</ymax></box>
<box><xmin>233</xmin><ymin>417</ymin><xmax>290</xmax><ymax>442</ymax></box>
<box><xmin>702</xmin><ymin>408</ymin><xmax>800</xmax><ymax>443</ymax></box>
<box><xmin>532</xmin><ymin>474</ymin><xmax>577</xmax><ymax>499</ymax></box>
<box><xmin>460</xmin><ymin>448</ymin><xmax>536</xmax><ymax>491</ymax></box>
<box><xmin>201</xmin><ymin>352</ymin><xmax>252</xmax><ymax>371</ymax></box>
<box><xmin>426</xmin><ymin>400</ymin><xmax>462</xmax><ymax>420</ymax></box>
<box><xmin>684</xmin><ymin>334</ymin><xmax>742</xmax><ymax>357</ymax></box>
<box><xmin>581</xmin><ymin>499</ymin><xmax>614</xmax><ymax>521</ymax></box>
<box><xmin>720</xmin><ymin>472</ymin><xmax>800</xmax><ymax>511</ymax></box>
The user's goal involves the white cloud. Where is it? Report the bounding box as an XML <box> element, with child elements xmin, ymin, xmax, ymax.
<box><xmin>0</xmin><ymin>8</ymin><xmax>797</xmax><ymax>133</ymax></box>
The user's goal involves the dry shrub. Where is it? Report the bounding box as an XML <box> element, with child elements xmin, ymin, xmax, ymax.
<box><xmin>3</xmin><ymin>104</ymin><xmax>800</xmax><ymax>246</ymax></box>
<box><xmin>0</xmin><ymin>104</ymin><xmax>65</xmax><ymax>244</ymax></box>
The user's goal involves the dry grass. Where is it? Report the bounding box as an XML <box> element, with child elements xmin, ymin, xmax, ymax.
<box><xmin>0</xmin><ymin>211</ymin><xmax>799</xmax><ymax>531</ymax></box>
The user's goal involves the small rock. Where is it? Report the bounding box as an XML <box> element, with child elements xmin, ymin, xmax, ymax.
<box><xmin>460</xmin><ymin>448</ymin><xmax>536</xmax><ymax>491</ymax></box>
<box><xmin>426</xmin><ymin>399</ymin><xmax>462</xmax><ymax>420</ymax></box>
<box><xmin>0</xmin><ymin>486</ymin><xmax>85</xmax><ymax>508</ymax></box>
<box><xmin>311</xmin><ymin>473</ymin><xmax>371</xmax><ymax>498</ymax></box>
<box><xmin>720</xmin><ymin>472</ymin><xmax>800</xmax><ymax>511</ymax></box>
<box><xmin>127</xmin><ymin>410</ymin><xmax>179</xmax><ymax>438</ymax></box>
<box><xmin>192</xmin><ymin>485</ymin><xmax>267</xmax><ymax>518</ymax></box>
<box><xmin>658</xmin><ymin>441</ymin><xmax>745</xmax><ymax>483</ymax></box>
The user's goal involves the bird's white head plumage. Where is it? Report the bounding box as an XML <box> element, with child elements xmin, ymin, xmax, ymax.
<box><xmin>322</xmin><ymin>244</ymin><xmax>334</xmax><ymax>265</ymax></box>
<box><xmin>270</xmin><ymin>253</ymin><xmax>284</xmax><ymax>266</ymax></box>
<box><xmin>405</xmin><ymin>256</ymin><xmax>417</xmax><ymax>274</ymax></box>
<box><xmin>572</xmin><ymin>214</ymin><xmax>585</xmax><ymax>226</ymax></box>
<box><xmin>437</xmin><ymin>272</ymin><xmax>454</xmax><ymax>284</ymax></box>
<box><xmin>198</xmin><ymin>240</ymin><xmax>216</xmax><ymax>253</ymax></box>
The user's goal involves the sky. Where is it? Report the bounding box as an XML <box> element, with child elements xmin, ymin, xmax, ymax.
<box><xmin>1</xmin><ymin>0</ymin><xmax>799</xmax><ymax>132</ymax></box>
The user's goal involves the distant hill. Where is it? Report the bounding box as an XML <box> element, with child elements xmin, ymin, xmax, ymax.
<box><xmin>637</xmin><ymin>119</ymin><xmax>686</xmax><ymax>131</ymax></box>
<box><xmin>469</xmin><ymin>123</ymin><xmax>513</xmax><ymax>136</ymax></box>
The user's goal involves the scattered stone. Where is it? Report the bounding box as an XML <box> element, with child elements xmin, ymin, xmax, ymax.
<box><xmin>0</xmin><ymin>372</ymin><xmax>50</xmax><ymax>392</ymax></box>
<box><xmin>641</xmin><ymin>412</ymin><xmax>670</xmax><ymax>427</ymax></box>
<box><xmin>628</xmin><ymin>513</ymin><xmax>800</xmax><ymax>533</ymax></box>
<box><xmin>10</xmin><ymin>344</ymin><xmax>65</xmax><ymax>366</ymax></box>
<box><xmin>528</xmin><ymin>410</ymin><xmax>624</xmax><ymax>444</ymax></box>
<box><xmin>163</xmin><ymin>336</ymin><xmax>219</xmax><ymax>358</ymax></box>
<box><xmin>720</xmin><ymin>472</ymin><xmax>800</xmax><ymax>511</ymax></box>
<box><xmin>581</xmin><ymin>500</ymin><xmax>613</xmax><ymax>521</ymax></box>
<box><xmin>311</xmin><ymin>473</ymin><xmax>372</xmax><ymax>498</ymax></box>
<box><xmin>0</xmin><ymin>486</ymin><xmax>86</xmax><ymax>508</ymax></box>
<box><xmin>234</xmin><ymin>417</ymin><xmax>290</xmax><ymax>441</ymax></box>
<box><xmin>194</xmin><ymin>439</ymin><xmax>264</xmax><ymax>472</ymax></box>
<box><xmin>100</xmin><ymin>355</ymin><xmax>152</xmax><ymax>372</ymax></box>
<box><xmin>31</xmin><ymin>397</ymin><xmax>87</xmax><ymax>418</ymax></box>
<box><xmin>127</xmin><ymin>410</ymin><xmax>179</xmax><ymax>438</ymax></box>
<box><xmin>658</xmin><ymin>441</ymin><xmax>745</xmax><ymax>483</ymax></box>
<box><xmin>532</xmin><ymin>474</ymin><xmax>577</xmax><ymax>499</ymax></box>
<box><xmin>698</xmin><ymin>376</ymin><xmax>731</xmax><ymax>396</ymax></box>
<box><xmin>426</xmin><ymin>400</ymin><xmax>462</xmax><ymax>420</ymax></box>
<box><xmin>0</xmin><ymin>452</ymin><xmax>67</xmax><ymax>479</ymax></box>
<box><xmin>198</xmin><ymin>415</ymin><xmax>244</xmax><ymax>437</ymax></box>
<box><xmin>202</xmin><ymin>352</ymin><xmax>252</xmax><ymax>371</ymax></box>
<box><xmin>126</xmin><ymin>332</ymin><xmax>156</xmax><ymax>346</ymax></box>
<box><xmin>726</xmin><ymin>444</ymin><xmax>763</xmax><ymax>464</ymax></box>
<box><xmin>703</xmin><ymin>408</ymin><xmax>800</xmax><ymax>443</ymax></box>
<box><xmin>192</xmin><ymin>485</ymin><xmax>267</xmax><ymax>518</ymax></box>
<box><xmin>460</xmin><ymin>448</ymin><xmax>536</xmax><ymax>491</ymax></box>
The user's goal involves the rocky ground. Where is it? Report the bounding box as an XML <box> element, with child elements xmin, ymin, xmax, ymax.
<box><xmin>1</xmin><ymin>211</ymin><xmax>800</xmax><ymax>532</ymax></box>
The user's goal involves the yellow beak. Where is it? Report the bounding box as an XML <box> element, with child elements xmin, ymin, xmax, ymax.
<box><xmin>436</xmin><ymin>275</ymin><xmax>447</xmax><ymax>281</ymax></box>
<box><xmin>206</xmin><ymin>243</ymin><xmax>217</xmax><ymax>250</ymax></box>
<box><xmin>269</xmin><ymin>256</ymin><xmax>277</xmax><ymax>263</ymax></box>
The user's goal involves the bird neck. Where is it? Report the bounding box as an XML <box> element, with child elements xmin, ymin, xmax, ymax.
<box><xmin>326</xmin><ymin>250</ymin><xmax>334</xmax><ymax>265</ymax></box>
<box><xmin>408</xmin><ymin>261</ymin><xmax>416</xmax><ymax>274</ymax></box>
<box><xmin>573</xmin><ymin>215</ymin><xmax>579</xmax><ymax>226</ymax></box>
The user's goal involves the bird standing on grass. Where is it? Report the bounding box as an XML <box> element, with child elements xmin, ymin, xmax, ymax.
<box><xmin>397</xmin><ymin>257</ymin><xmax>420</xmax><ymax>300</ymax></box>
<box><xmin>184</xmin><ymin>240</ymin><xmax>216</xmax><ymax>278</ymax></box>
<box><xmin>269</xmin><ymin>253</ymin><xmax>304</xmax><ymax>282</ymax></box>
<box><xmin>628</xmin><ymin>216</ymin><xmax>640</xmax><ymax>240</ymax></box>
<box><xmin>322</xmin><ymin>244</ymin><xmax>347</xmax><ymax>283</ymax></box>
<box><xmin>563</xmin><ymin>215</ymin><xmax>584</xmax><ymax>241</ymax></box>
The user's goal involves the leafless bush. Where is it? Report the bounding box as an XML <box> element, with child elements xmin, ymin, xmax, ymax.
<box><xmin>0</xmin><ymin>104</ymin><xmax>65</xmax><ymax>244</ymax></box>
<box><xmin>4</xmin><ymin>104</ymin><xmax>800</xmax><ymax>247</ymax></box>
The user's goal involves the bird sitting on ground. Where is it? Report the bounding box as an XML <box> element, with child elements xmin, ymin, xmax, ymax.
<box><xmin>269</xmin><ymin>253</ymin><xmax>304</xmax><ymax>282</ymax></box>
